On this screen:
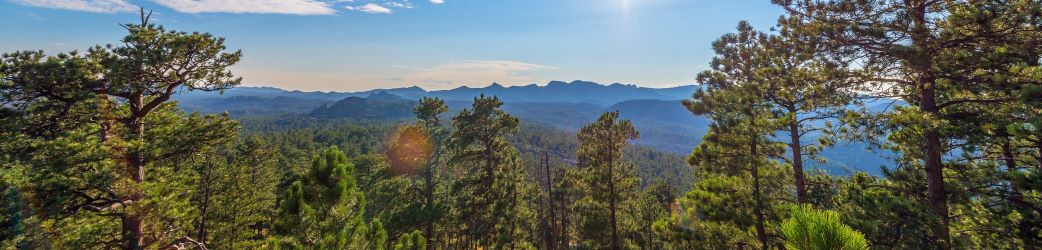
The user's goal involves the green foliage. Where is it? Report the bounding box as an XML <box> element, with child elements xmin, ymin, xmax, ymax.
<box><xmin>192</xmin><ymin>137</ymin><xmax>281</xmax><ymax>249</ymax></box>
<box><xmin>392</xmin><ymin>230</ymin><xmax>426</xmax><ymax>250</ymax></box>
<box><xmin>832</xmin><ymin>172</ymin><xmax>935</xmax><ymax>249</ymax></box>
<box><xmin>272</xmin><ymin>147</ymin><xmax>387</xmax><ymax>249</ymax></box>
<box><xmin>781</xmin><ymin>205</ymin><xmax>868</xmax><ymax>250</ymax></box>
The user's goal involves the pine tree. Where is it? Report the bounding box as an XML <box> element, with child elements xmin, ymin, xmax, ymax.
<box><xmin>685</xmin><ymin>21</ymin><xmax>791</xmax><ymax>249</ymax></box>
<box><xmin>447</xmin><ymin>94</ymin><xmax>536</xmax><ymax>248</ymax></box>
<box><xmin>1</xmin><ymin>10</ymin><xmax>241</xmax><ymax>249</ymax></box>
<box><xmin>272</xmin><ymin>146</ymin><xmax>387</xmax><ymax>249</ymax></box>
<box><xmin>575</xmin><ymin>111</ymin><xmax>640</xmax><ymax>249</ymax></box>
<box><xmin>412</xmin><ymin>97</ymin><xmax>449</xmax><ymax>248</ymax></box>
<box><xmin>758</xmin><ymin>17</ymin><xmax>855</xmax><ymax>204</ymax></box>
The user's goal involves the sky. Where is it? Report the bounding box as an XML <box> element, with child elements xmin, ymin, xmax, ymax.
<box><xmin>1</xmin><ymin>0</ymin><xmax>785</xmax><ymax>92</ymax></box>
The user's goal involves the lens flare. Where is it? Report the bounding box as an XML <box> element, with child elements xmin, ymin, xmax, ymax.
<box><xmin>385</xmin><ymin>125</ymin><xmax>433</xmax><ymax>176</ymax></box>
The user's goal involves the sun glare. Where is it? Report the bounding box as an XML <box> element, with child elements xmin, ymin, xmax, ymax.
<box><xmin>620</xmin><ymin>0</ymin><xmax>633</xmax><ymax>18</ymax></box>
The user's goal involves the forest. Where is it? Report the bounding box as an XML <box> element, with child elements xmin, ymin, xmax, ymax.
<box><xmin>2</xmin><ymin>1</ymin><xmax>1042</xmax><ymax>249</ymax></box>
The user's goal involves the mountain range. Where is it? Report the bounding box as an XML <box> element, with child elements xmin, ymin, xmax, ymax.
<box><xmin>175</xmin><ymin>80</ymin><xmax>892</xmax><ymax>176</ymax></box>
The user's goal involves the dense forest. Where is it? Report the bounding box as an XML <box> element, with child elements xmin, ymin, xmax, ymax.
<box><xmin>3</xmin><ymin>1</ymin><xmax>1042</xmax><ymax>249</ymax></box>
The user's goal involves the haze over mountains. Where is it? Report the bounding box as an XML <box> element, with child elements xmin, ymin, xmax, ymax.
<box><xmin>178</xmin><ymin>80</ymin><xmax>698</xmax><ymax>106</ymax></box>
<box><xmin>176</xmin><ymin>80</ymin><xmax>891</xmax><ymax>175</ymax></box>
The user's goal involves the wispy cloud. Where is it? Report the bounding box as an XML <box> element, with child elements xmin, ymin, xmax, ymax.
<box><xmin>8</xmin><ymin>0</ymin><xmax>137</xmax><ymax>13</ymax></box>
<box><xmin>12</xmin><ymin>0</ymin><xmax>445</xmax><ymax>15</ymax></box>
<box><xmin>398</xmin><ymin>60</ymin><xmax>559</xmax><ymax>88</ymax></box>
<box><xmin>25</xmin><ymin>12</ymin><xmax>48</xmax><ymax>20</ymax></box>
<box><xmin>150</xmin><ymin>0</ymin><xmax>336</xmax><ymax>15</ymax></box>
<box><xmin>345</xmin><ymin>3</ymin><xmax>391</xmax><ymax>14</ymax></box>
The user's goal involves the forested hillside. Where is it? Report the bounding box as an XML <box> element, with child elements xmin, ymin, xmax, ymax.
<box><xmin>3</xmin><ymin>1</ymin><xmax>1042</xmax><ymax>250</ymax></box>
<box><xmin>183</xmin><ymin>88</ymin><xmax>891</xmax><ymax>175</ymax></box>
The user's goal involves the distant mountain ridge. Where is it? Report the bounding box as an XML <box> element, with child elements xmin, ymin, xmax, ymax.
<box><xmin>176</xmin><ymin>80</ymin><xmax>698</xmax><ymax>107</ymax></box>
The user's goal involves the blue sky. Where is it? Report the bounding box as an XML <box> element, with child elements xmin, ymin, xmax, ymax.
<box><xmin>1</xmin><ymin>0</ymin><xmax>784</xmax><ymax>91</ymax></box>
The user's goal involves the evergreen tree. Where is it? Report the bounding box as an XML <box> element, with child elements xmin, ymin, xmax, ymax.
<box><xmin>272</xmin><ymin>147</ymin><xmax>387</xmax><ymax>249</ymax></box>
<box><xmin>575</xmin><ymin>111</ymin><xmax>640</xmax><ymax>249</ymax></box>
<box><xmin>447</xmin><ymin>94</ymin><xmax>537</xmax><ymax>248</ymax></box>
<box><xmin>1</xmin><ymin>10</ymin><xmax>241</xmax><ymax>249</ymax></box>
<box><xmin>412</xmin><ymin>97</ymin><xmax>449</xmax><ymax>247</ymax></box>
<box><xmin>758</xmin><ymin>17</ymin><xmax>855</xmax><ymax>204</ymax></box>
<box><xmin>684</xmin><ymin>21</ymin><xmax>791</xmax><ymax>249</ymax></box>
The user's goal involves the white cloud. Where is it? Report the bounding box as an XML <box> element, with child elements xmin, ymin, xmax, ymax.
<box><xmin>345</xmin><ymin>3</ymin><xmax>391</xmax><ymax>14</ymax></box>
<box><xmin>149</xmin><ymin>0</ymin><xmax>336</xmax><ymax>15</ymax></box>
<box><xmin>398</xmin><ymin>60</ymin><xmax>559</xmax><ymax>88</ymax></box>
<box><xmin>430</xmin><ymin>0</ymin><xmax>443</xmax><ymax>4</ymax></box>
<box><xmin>9</xmin><ymin>0</ymin><xmax>137</xmax><ymax>13</ymax></box>
<box><xmin>385</xmin><ymin>1</ymin><xmax>412</xmax><ymax>9</ymax></box>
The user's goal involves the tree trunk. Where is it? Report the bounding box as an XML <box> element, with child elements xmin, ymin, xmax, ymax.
<box><xmin>608</xmin><ymin>137</ymin><xmax>619</xmax><ymax>250</ymax></box>
<box><xmin>544</xmin><ymin>152</ymin><xmax>557</xmax><ymax>250</ymax></box>
<box><xmin>561</xmin><ymin>187</ymin><xmax>571</xmax><ymax>249</ymax></box>
<box><xmin>122</xmin><ymin>97</ymin><xmax>147</xmax><ymax>249</ymax></box>
<box><xmin>423</xmin><ymin>162</ymin><xmax>435</xmax><ymax>250</ymax></box>
<box><xmin>908</xmin><ymin>2</ymin><xmax>951</xmax><ymax>247</ymax></box>
<box><xmin>1004</xmin><ymin>141</ymin><xmax>1038</xmax><ymax>250</ymax></box>
<box><xmin>788</xmin><ymin>115</ymin><xmax>808</xmax><ymax>204</ymax></box>
<box><xmin>197</xmin><ymin>181</ymin><xmax>209</xmax><ymax>245</ymax></box>
<box><xmin>129</xmin><ymin>96</ymin><xmax>146</xmax><ymax>182</ymax></box>
<box><xmin>97</xmin><ymin>82</ymin><xmax>111</xmax><ymax>143</ymax></box>
<box><xmin>750</xmin><ymin>116</ymin><xmax>768</xmax><ymax>250</ymax></box>
<box><xmin>121</xmin><ymin>215</ymin><xmax>144</xmax><ymax>250</ymax></box>
<box><xmin>1036</xmin><ymin>141</ymin><xmax>1042</xmax><ymax>170</ymax></box>
<box><xmin>920</xmin><ymin>75</ymin><xmax>951</xmax><ymax>248</ymax></box>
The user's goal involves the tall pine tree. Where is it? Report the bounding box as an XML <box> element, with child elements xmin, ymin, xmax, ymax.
<box><xmin>447</xmin><ymin>94</ymin><xmax>537</xmax><ymax>248</ymax></box>
<box><xmin>575</xmin><ymin>111</ymin><xmax>640</xmax><ymax>249</ymax></box>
